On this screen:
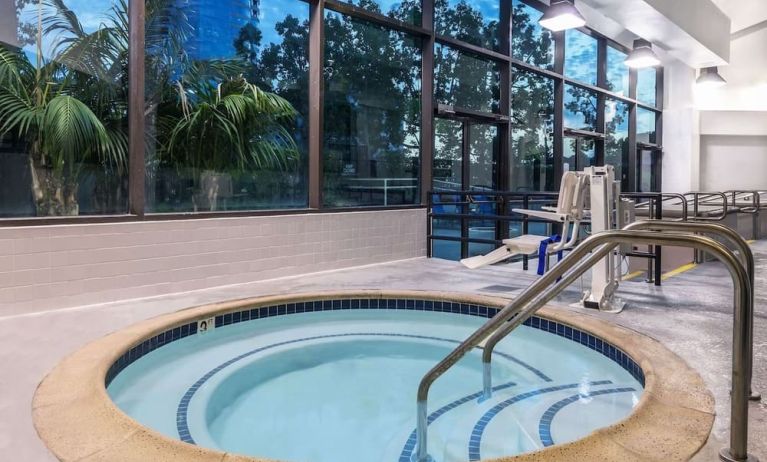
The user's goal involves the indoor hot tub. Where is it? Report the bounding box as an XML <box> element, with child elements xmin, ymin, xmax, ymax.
<box><xmin>33</xmin><ymin>291</ymin><xmax>715</xmax><ymax>462</ymax></box>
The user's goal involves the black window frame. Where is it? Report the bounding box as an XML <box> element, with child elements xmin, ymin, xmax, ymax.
<box><xmin>0</xmin><ymin>0</ymin><xmax>663</xmax><ymax>226</ymax></box>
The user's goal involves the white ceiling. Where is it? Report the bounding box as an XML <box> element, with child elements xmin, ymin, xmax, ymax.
<box><xmin>580</xmin><ymin>0</ymin><xmax>731</xmax><ymax>67</ymax></box>
<box><xmin>710</xmin><ymin>0</ymin><xmax>767</xmax><ymax>33</ymax></box>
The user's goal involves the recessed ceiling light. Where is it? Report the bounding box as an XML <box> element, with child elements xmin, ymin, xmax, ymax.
<box><xmin>625</xmin><ymin>39</ymin><xmax>661</xmax><ymax>69</ymax></box>
<box><xmin>696</xmin><ymin>66</ymin><xmax>727</xmax><ymax>88</ymax></box>
<box><xmin>539</xmin><ymin>0</ymin><xmax>587</xmax><ymax>32</ymax></box>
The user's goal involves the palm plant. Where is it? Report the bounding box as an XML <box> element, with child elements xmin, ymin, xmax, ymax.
<box><xmin>153</xmin><ymin>60</ymin><xmax>299</xmax><ymax>210</ymax></box>
<box><xmin>0</xmin><ymin>0</ymin><xmax>298</xmax><ymax>215</ymax></box>
<box><xmin>0</xmin><ymin>0</ymin><xmax>127</xmax><ymax>215</ymax></box>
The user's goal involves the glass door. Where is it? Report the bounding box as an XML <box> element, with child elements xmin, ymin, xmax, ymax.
<box><xmin>468</xmin><ymin>123</ymin><xmax>499</xmax><ymax>191</ymax></box>
<box><xmin>433</xmin><ymin>118</ymin><xmax>499</xmax><ymax>192</ymax></box>
<box><xmin>433</xmin><ymin>119</ymin><xmax>463</xmax><ymax>191</ymax></box>
<box><xmin>563</xmin><ymin>136</ymin><xmax>597</xmax><ymax>173</ymax></box>
<box><xmin>431</xmin><ymin>116</ymin><xmax>500</xmax><ymax>260</ymax></box>
<box><xmin>637</xmin><ymin>148</ymin><xmax>661</xmax><ymax>192</ymax></box>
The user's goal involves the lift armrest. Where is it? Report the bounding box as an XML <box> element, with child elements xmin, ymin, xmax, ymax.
<box><xmin>511</xmin><ymin>208</ymin><xmax>568</xmax><ymax>222</ymax></box>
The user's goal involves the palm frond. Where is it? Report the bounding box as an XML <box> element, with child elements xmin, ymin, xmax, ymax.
<box><xmin>0</xmin><ymin>91</ymin><xmax>40</xmax><ymax>138</ymax></box>
<box><xmin>41</xmin><ymin>95</ymin><xmax>109</xmax><ymax>169</ymax></box>
<box><xmin>41</xmin><ymin>0</ymin><xmax>86</xmax><ymax>42</ymax></box>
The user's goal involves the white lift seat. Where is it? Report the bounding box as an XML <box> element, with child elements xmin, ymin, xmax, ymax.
<box><xmin>460</xmin><ymin>172</ymin><xmax>587</xmax><ymax>269</ymax></box>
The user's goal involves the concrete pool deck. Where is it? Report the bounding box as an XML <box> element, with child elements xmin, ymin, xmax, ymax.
<box><xmin>2</xmin><ymin>243</ymin><xmax>766</xmax><ymax>460</ymax></box>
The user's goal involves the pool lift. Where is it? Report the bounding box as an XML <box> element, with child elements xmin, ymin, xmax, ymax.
<box><xmin>460</xmin><ymin>165</ymin><xmax>626</xmax><ymax>313</ymax></box>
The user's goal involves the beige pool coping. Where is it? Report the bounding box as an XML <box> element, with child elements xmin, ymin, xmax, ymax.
<box><xmin>32</xmin><ymin>290</ymin><xmax>715</xmax><ymax>462</ymax></box>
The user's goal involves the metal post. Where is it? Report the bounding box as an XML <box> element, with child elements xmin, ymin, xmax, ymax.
<box><xmin>522</xmin><ymin>195</ymin><xmax>530</xmax><ymax>271</ymax></box>
<box><xmin>128</xmin><ymin>0</ymin><xmax>145</xmax><ymax>216</ymax></box>
<box><xmin>426</xmin><ymin>192</ymin><xmax>433</xmax><ymax>258</ymax></box>
<box><xmin>308</xmin><ymin>0</ymin><xmax>325</xmax><ymax>209</ymax></box>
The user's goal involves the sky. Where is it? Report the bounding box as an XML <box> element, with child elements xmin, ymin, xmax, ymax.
<box><xmin>16</xmin><ymin>0</ymin><xmax>309</xmax><ymax>61</ymax></box>
<box><xmin>17</xmin><ymin>0</ymin><xmax>115</xmax><ymax>58</ymax></box>
<box><xmin>637</xmin><ymin>68</ymin><xmax>657</xmax><ymax>106</ymax></box>
<box><xmin>564</xmin><ymin>29</ymin><xmax>597</xmax><ymax>86</ymax></box>
<box><xmin>606</xmin><ymin>46</ymin><xmax>629</xmax><ymax>96</ymax></box>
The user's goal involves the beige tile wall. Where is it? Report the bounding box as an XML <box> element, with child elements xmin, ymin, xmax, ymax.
<box><xmin>0</xmin><ymin>209</ymin><xmax>427</xmax><ymax>316</ymax></box>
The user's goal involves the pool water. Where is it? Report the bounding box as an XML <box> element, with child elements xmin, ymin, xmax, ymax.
<box><xmin>108</xmin><ymin>310</ymin><xmax>642</xmax><ymax>462</ymax></box>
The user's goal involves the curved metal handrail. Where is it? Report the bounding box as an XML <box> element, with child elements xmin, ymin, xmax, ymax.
<box><xmin>660</xmin><ymin>192</ymin><xmax>690</xmax><ymax>221</ymax></box>
<box><xmin>622</xmin><ymin>220</ymin><xmax>760</xmax><ymax>402</ymax></box>
<box><xmin>624</xmin><ymin>220</ymin><xmax>753</xmax><ymax>290</ymax></box>
<box><xmin>685</xmin><ymin>191</ymin><xmax>730</xmax><ymax>221</ymax></box>
<box><xmin>725</xmin><ymin>190</ymin><xmax>762</xmax><ymax>214</ymax></box>
<box><xmin>479</xmin><ymin>221</ymin><xmax>758</xmax><ymax>398</ymax></box>
<box><xmin>624</xmin><ymin>192</ymin><xmax>689</xmax><ymax>222</ymax></box>
<box><xmin>414</xmin><ymin>230</ymin><xmax>756</xmax><ymax>462</ymax></box>
<box><xmin>483</xmin><ymin>219</ymin><xmax>759</xmax><ymax>402</ymax></box>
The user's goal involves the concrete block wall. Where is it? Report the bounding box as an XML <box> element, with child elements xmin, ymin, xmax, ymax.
<box><xmin>0</xmin><ymin>209</ymin><xmax>427</xmax><ymax>317</ymax></box>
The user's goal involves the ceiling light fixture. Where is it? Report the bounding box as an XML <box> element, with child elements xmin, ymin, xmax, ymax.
<box><xmin>539</xmin><ymin>0</ymin><xmax>586</xmax><ymax>32</ymax></box>
<box><xmin>696</xmin><ymin>66</ymin><xmax>727</xmax><ymax>88</ymax></box>
<box><xmin>624</xmin><ymin>39</ymin><xmax>661</xmax><ymax>68</ymax></box>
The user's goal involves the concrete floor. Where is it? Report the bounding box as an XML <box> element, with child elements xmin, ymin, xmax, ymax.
<box><xmin>1</xmin><ymin>244</ymin><xmax>766</xmax><ymax>461</ymax></box>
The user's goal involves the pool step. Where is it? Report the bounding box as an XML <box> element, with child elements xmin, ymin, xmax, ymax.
<box><xmin>388</xmin><ymin>380</ymin><xmax>637</xmax><ymax>462</ymax></box>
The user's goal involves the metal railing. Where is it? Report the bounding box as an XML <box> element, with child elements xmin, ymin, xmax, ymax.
<box><xmin>427</xmin><ymin>191</ymin><xmax>564</xmax><ymax>269</ymax></box>
<box><xmin>685</xmin><ymin>191</ymin><xmax>730</xmax><ymax>221</ymax></box>
<box><xmin>344</xmin><ymin>177</ymin><xmax>418</xmax><ymax>206</ymax></box>
<box><xmin>481</xmin><ymin>220</ymin><xmax>760</xmax><ymax>400</ymax></box>
<box><xmin>724</xmin><ymin>190</ymin><xmax>762</xmax><ymax>214</ymax></box>
<box><xmin>414</xmin><ymin>228</ymin><xmax>756</xmax><ymax>462</ymax></box>
<box><xmin>428</xmin><ymin>191</ymin><xmax>673</xmax><ymax>282</ymax></box>
<box><xmin>630</xmin><ymin>192</ymin><xmax>688</xmax><ymax>222</ymax></box>
<box><xmin>621</xmin><ymin>192</ymin><xmax>688</xmax><ymax>285</ymax></box>
<box><xmin>622</xmin><ymin>220</ymin><xmax>760</xmax><ymax>402</ymax></box>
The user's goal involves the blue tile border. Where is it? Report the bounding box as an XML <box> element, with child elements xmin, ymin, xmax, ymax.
<box><xmin>174</xmin><ymin>332</ymin><xmax>546</xmax><ymax>445</ymax></box>
<box><xmin>105</xmin><ymin>321</ymin><xmax>198</xmax><ymax>386</ymax></box>
<box><xmin>537</xmin><ymin>387</ymin><xmax>636</xmax><ymax>447</ymax></box>
<box><xmin>467</xmin><ymin>380</ymin><xmax>614</xmax><ymax>462</ymax></box>
<box><xmin>106</xmin><ymin>298</ymin><xmax>644</xmax><ymax>411</ymax></box>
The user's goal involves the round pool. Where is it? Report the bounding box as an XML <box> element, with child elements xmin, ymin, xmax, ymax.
<box><xmin>106</xmin><ymin>297</ymin><xmax>643</xmax><ymax>462</ymax></box>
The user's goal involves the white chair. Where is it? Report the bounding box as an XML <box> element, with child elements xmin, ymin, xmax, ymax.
<box><xmin>460</xmin><ymin>172</ymin><xmax>587</xmax><ymax>269</ymax></box>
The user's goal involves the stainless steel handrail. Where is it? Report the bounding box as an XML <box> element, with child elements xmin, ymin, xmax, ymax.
<box><xmin>621</xmin><ymin>220</ymin><xmax>760</xmax><ymax>402</ymax></box>
<box><xmin>724</xmin><ymin>190</ymin><xmax>761</xmax><ymax>214</ymax></box>
<box><xmin>629</xmin><ymin>192</ymin><xmax>689</xmax><ymax>222</ymax></box>
<box><xmin>685</xmin><ymin>191</ymin><xmax>730</xmax><ymax>221</ymax></box>
<box><xmin>414</xmin><ymin>230</ymin><xmax>756</xmax><ymax>462</ymax></box>
<box><xmin>481</xmin><ymin>220</ymin><xmax>759</xmax><ymax>400</ymax></box>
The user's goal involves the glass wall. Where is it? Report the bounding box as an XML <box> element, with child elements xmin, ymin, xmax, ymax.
<box><xmin>511</xmin><ymin>0</ymin><xmax>554</xmax><ymax>70</ymax></box>
<box><xmin>0</xmin><ymin>0</ymin><xmax>664</xmax><ymax>222</ymax></box>
<box><xmin>606</xmin><ymin>46</ymin><xmax>629</xmax><ymax>96</ymax></box>
<box><xmin>322</xmin><ymin>11</ymin><xmax>422</xmax><ymax>207</ymax></box>
<box><xmin>436</xmin><ymin>0</ymin><xmax>500</xmax><ymax>50</ymax></box>
<box><xmin>605</xmin><ymin>98</ymin><xmax>630</xmax><ymax>182</ymax></box>
<box><xmin>435</xmin><ymin>45</ymin><xmax>499</xmax><ymax>113</ymax></box>
<box><xmin>637</xmin><ymin>67</ymin><xmax>657</xmax><ymax>107</ymax></box>
<box><xmin>511</xmin><ymin>68</ymin><xmax>555</xmax><ymax>192</ymax></box>
<box><xmin>144</xmin><ymin>0</ymin><xmax>309</xmax><ymax>213</ymax></box>
<box><xmin>0</xmin><ymin>0</ymin><xmax>129</xmax><ymax>217</ymax></box>
<box><xmin>637</xmin><ymin>108</ymin><xmax>657</xmax><ymax>144</ymax></box>
<box><xmin>564</xmin><ymin>29</ymin><xmax>598</xmax><ymax>85</ymax></box>
<box><xmin>343</xmin><ymin>0</ymin><xmax>421</xmax><ymax>24</ymax></box>
<box><xmin>564</xmin><ymin>85</ymin><xmax>598</xmax><ymax>132</ymax></box>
